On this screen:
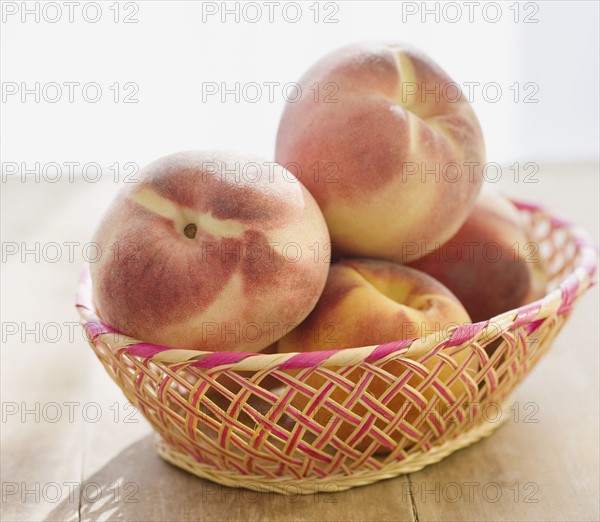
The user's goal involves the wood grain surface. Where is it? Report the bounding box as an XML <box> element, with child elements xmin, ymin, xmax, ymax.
<box><xmin>1</xmin><ymin>164</ymin><xmax>598</xmax><ymax>521</ymax></box>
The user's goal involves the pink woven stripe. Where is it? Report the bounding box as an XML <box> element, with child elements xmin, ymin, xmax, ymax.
<box><xmin>284</xmin><ymin>407</ymin><xmax>328</xmax><ymax>438</ymax></box>
<box><xmin>278</xmin><ymin>350</ymin><xmax>336</xmax><ymax>370</ymax></box>
<box><xmin>351</xmin><ymin>371</ymin><xmax>372</xmax><ymax>398</ymax></box>
<box><xmin>75</xmin><ymin>266</ymin><xmax>94</xmax><ymax>310</ymax></box>
<box><xmin>431</xmin><ymin>381</ymin><xmax>456</xmax><ymax>404</ymax></box>
<box><xmin>75</xmin><ymin>292</ymin><xmax>93</xmax><ymax>311</ymax></box>
<box><xmin>526</xmin><ymin>319</ymin><xmax>544</xmax><ymax>335</ymax></box>
<box><xmin>442</xmin><ymin>402</ymin><xmax>465</xmax><ymax>424</ymax></box>
<box><xmin>360</xmin><ymin>396</ymin><xmax>392</xmax><ymax>419</ymax></box>
<box><xmin>126</xmin><ymin>342</ymin><xmax>173</xmax><ymax>358</ymax></box>
<box><xmin>512</xmin><ymin>200</ymin><xmax>543</xmax><ymax>212</ymax></box>
<box><xmin>550</xmin><ymin>215</ymin><xmax>571</xmax><ymax>228</ymax></box>
<box><xmin>229</xmin><ymin>461</ymin><xmax>248</xmax><ymax>476</ymax></box>
<box><xmin>427</xmin><ymin>412</ymin><xmax>444</xmax><ymax>435</ymax></box>
<box><xmin>83</xmin><ymin>321</ymin><xmax>118</xmax><ymax>340</ymax></box>
<box><xmin>395</xmin><ymin>358</ymin><xmax>429</xmax><ymax>378</ymax></box>
<box><xmin>513</xmin><ymin>302</ymin><xmax>542</xmax><ymax>327</ymax></box>
<box><xmin>383</xmin><ymin>381</ymin><xmax>426</xmax><ymax>410</ymax></box>
<box><xmin>445</xmin><ymin>323</ymin><xmax>486</xmax><ymax>347</ymax></box>
<box><xmin>324</xmin><ymin>400</ymin><xmax>362</xmax><ymax>424</ymax></box>
<box><xmin>190</xmin><ymin>351</ymin><xmax>258</xmax><ymax>368</ymax></box>
<box><xmin>366</xmin><ymin>339</ymin><xmax>413</xmax><ymax>362</ymax></box>
<box><xmin>558</xmin><ymin>273</ymin><xmax>580</xmax><ymax>314</ymax></box>
<box><xmin>305</xmin><ymin>382</ymin><xmax>335</xmax><ymax>416</ymax></box>
<box><xmin>189</xmin><ymin>381</ymin><xmax>209</xmax><ymax>410</ymax></box>
<box><xmin>329</xmin><ymin>437</ymin><xmax>362</xmax><ymax>460</ymax></box>
<box><xmin>78</xmin><ymin>264</ymin><xmax>91</xmax><ymax>284</ymax></box>
<box><xmin>309</xmin><ymin>466</ymin><xmax>330</xmax><ymax>479</ymax></box>
<box><xmin>347</xmin><ymin>418</ymin><xmax>381</xmax><ymax>447</ymax></box>
<box><xmin>579</xmin><ymin>247</ymin><xmax>599</xmax><ymax>278</ymax></box>
<box><xmin>76</xmin><ymin>281</ymin><xmax>92</xmax><ymax>309</ymax></box>
<box><xmin>281</xmin><ymin>417</ymin><xmax>333</xmax><ymax>463</ymax></box>
<box><xmin>365</xmin><ymin>430</ymin><xmax>396</xmax><ymax>451</ymax></box>
<box><xmin>398</xmin><ymin>421</ymin><xmax>421</xmax><ymax>440</ymax></box>
<box><xmin>295</xmin><ymin>443</ymin><xmax>333</xmax><ymax>463</ymax></box>
<box><xmin>274</xmin><ymin>374</ymin><xmax>317</xmax><ymax>397</ymax></box>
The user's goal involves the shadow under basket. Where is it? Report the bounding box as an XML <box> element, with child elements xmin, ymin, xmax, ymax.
<box><xmin>76</xmin><ymin>200</ymin><xmax>598</xmax><ymax>495</ymax></box>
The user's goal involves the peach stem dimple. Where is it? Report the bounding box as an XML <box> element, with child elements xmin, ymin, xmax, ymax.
<box><xmin>184</xmin><ymin>223</ymin><xmax>197</xmax><ymax>239</ymax></box>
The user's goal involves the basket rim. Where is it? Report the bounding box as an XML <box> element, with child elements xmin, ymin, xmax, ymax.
<box><xmin>76</xmin><ymin>198</ymin><xmax>598</xmax><ymax>370</ymax></box>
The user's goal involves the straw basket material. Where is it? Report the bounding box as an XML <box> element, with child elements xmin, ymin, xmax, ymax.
<box><xmin>76</xmin><ymin>200</ymin><xmax>597</xmax><ymax>495</ymax></box>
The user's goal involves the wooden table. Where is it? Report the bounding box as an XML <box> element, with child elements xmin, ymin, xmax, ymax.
<box><xmin>2</xmin><ymin>165</ymin><xmax>598</xmax><ymax>521</ymax></box>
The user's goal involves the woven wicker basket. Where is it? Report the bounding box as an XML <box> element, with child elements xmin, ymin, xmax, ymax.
<box><xmin>76</xmin><ymin>200</ymin><xmax>597</xmax><ymax>495</ymax></box>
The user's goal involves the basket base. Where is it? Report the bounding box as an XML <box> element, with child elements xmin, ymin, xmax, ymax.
<box><xmin>155</xmin><ymin>412</ymin><xmax>509</xmax><ymax>495</ymax></box>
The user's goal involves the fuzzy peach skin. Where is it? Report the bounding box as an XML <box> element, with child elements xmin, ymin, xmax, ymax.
<box><xmin>90</xmin><ymin>150</ymin><xmax>330</xmax><ymax>352</ymax></box>
<box><xmin>278</xmin><ymin>259</ymin><xmax>471</xmax><ymax>353</ymax></box>
<box><xmin>277</xmin><ymin>259</ymin><xmax>476</xmax><ymax>452</ymax></box>
<box><xmin>275</xmin><ymin>41</ymin><xmax>486</xmax><ymax>263</ymax></box>
<box><xmin>409</xmin><ymin>188</ymin><xmax>548</xmax><ymax>323</ymax></box>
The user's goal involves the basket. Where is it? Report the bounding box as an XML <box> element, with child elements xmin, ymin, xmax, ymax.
<box><xmin>76</xmin><ymin>200</ymin><xmax>597</xmax><ymax>495</ymax></box>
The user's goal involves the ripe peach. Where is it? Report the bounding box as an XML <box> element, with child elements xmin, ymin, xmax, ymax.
<box><xmin>90</xmin><ymin>150</ymin><xmax>330</xmax><ymax>352</ymax></box>
<box><xmin>275</xmin><ymin>41</ymin><xmax>486</xmax><ymax>263</ymax></box>
<box><xmin>277</xmin><ymin>259</ymin><xmax>476</xmax><ymax>452</ymax></box>
<box><xmin>409</xmin><ymin>188</ymin><xmax>548</xmax><ymax>322</ymax></box>
<box><xmin>278</xmin><ymin>259</ymin><xmax>471</xmax><ymax>353</ymax></box>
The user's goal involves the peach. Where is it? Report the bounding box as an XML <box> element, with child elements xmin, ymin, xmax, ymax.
<box><xmin>409</xmin><ymin>188</ymin><xmax>548</xmax><ymax>322</ymax></box>
<box><xmin>278</xmin><ymin>259</ymin><xmax>471</xmax><ymax>353</ymax></box>
<box><xmin>277</xmin><ymin>259</ymin><xmax>476</xmax><ymax>452</ymax></box>
<box><xmin>275</xmin><ymin>41</ymin><xmax>486</xmax><ymax>263</ymax></box>
<box><xmin>90</xmin><ymin>150</ymin><xmax>330</xmax><ymax>352</ymax></box>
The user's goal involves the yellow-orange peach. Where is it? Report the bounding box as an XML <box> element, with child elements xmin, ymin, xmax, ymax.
<box><xmin>278</xmin><ymin>259</ymin><xmax>471</xmax><ymax>352</ymax></box>
<box><xmin>409</xmin><ymin>188</ymin><xmax>548</xmax><ymax>322</ymax></box>
<box><xmin>277</xmin><ymin>259</ymin><xmax>476</xmax><ymax>452</ymax></box>
<box><xmin>90</xmin><ymin>150</ymin><xmax>330</xmax><ymax>352</ymax></box>
<box><xmin>276</xmin><ymin>41</ymin><xmax>486</xmax><ymax>263</ymax></box>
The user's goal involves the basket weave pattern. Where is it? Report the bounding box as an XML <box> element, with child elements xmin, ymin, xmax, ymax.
<box><xmin>76</xmin><ymin>201</ymin><xmax>597</xmax><ymax>494</ymax></box>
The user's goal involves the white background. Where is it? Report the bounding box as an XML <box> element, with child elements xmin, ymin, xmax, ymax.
<box><xmin>1</xmin><ymin>0</ymin><xmax>599</xmax><ymax>172</ymax></box>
